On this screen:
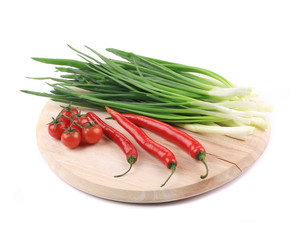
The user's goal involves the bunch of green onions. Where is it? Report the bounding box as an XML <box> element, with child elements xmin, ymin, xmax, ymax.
<box><xmin>21</xmin><ymin>45</ymin><xmax>272</xmax><ymax>139</ymax></box>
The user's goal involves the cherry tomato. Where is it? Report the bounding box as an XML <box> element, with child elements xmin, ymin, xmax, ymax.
<box><xmin>81</xmin><ymin>125</ymin><xmax>103</xmax><ymax>144</ymax></box>
<box><xmin>48</xmin><ymin>115</ymin><xmax>67</xmax><ymax>139</ymax></box>
<box><xmin>58</xmin><ymin>115</ymin><xmax>70</xmax><ymax>126</ymax></box>
<box><xmin>61</xmin><ymin>107</ymin><xmax>79</xmax><ymax>125</ymax></box>
<box><xmin>71</xmin><ymin>115</ymin><xmax>90</xmax><ymax>130</ymax></box>
<box><xmin>48</xmin><ymin>121</ymin><xmax>66</xmax><ymax>139</ymax></box>
<box><xmin>61</xmin><ymin>107</ymin><xmax>79</xmax><ymax>117</ymax></box>
<box><xmin>61</xmin><ymin>129</ymin><xmax>81</xmax><ymax>149</ymax></box>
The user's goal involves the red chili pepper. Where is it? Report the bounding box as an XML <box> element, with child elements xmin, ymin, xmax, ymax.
<box><xmin>105</xmin><ymin>107</ymin><xmax>177</xmax><ymax>187</ymax></box>
<box><xmin>121</xmin><ymin>114</ymin><xmax>208</xmax><ymax>179</ymax></box>
<box><xmin>87</xmin><ymin>112</ymin><xmax>138</xmax><ymax>177</ymax></box>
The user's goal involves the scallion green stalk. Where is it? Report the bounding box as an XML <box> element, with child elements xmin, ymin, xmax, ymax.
<box><xmin>21</xmin><ymin>45</ymin><xmax>272</xmax><ymax>139</ymax></box>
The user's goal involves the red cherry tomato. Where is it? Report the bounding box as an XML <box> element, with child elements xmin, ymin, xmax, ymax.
<box><xmin>61</xmin><ymin>107</ymin><xmax>79</xmax><ymax>117</ymax></box>
<box><xmin>58</xmin><ymin>115</ymin><xmax>70</xmax><ymax>126</ymax></box>
<box><xmin>48</xmin><ymin>121</ymin><xmax>66</xmax><ymax>139</ymax></box>
<box><xmin>61</xmin><ymin>129</ymin><xmax>81</xmax><ymax>149</ymax></box>
<box><xmin>61</xmin><ymin>107</ymin><xmax>79</xmax><ymax>125</ymax></box>
<box><xmin>81</xmin><ymin>125</ymin><xmax>103</xmax><ymax>144</ymax></box>
<box><xmin>71</xmin><ymin>115</ymin><xmax>90</xmax><ymax>130</ymax></box>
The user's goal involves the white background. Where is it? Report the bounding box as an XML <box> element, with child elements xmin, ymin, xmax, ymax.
<box><xmin>1</xmin><ymin>0</ymin><xmax>304</xmax><ymax>239</ymax></box>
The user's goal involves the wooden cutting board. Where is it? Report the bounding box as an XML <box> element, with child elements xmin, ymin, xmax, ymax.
<box><xmin>36</xmin><ymin>100</ymin><xmax>270</xmax><ymax>203</ymax></box>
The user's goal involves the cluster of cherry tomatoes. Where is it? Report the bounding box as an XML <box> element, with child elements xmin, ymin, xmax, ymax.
<box><xmin>48</xmin><ymin>104</ymin><xmax>103</xmax><ymax>149</ymax></box>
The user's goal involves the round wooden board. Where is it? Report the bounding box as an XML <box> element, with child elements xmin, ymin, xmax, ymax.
<box><xmin>36</xmin><ymin>101</ymin><xmax>270</xmax><ymax>203</ymax></box>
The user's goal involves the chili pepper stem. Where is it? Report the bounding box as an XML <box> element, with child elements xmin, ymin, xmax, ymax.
<box><xmin>114</xmin><ymin>164</ymin><xmax>133</xmax><ymax>178</ymax></box>
<box><xmin>160</xmin><ymin>162</ymin><xmax>177</xmax><ymax>187</ymax></box>
<box><xmin>200</xmin><ymin>160</ymin><xmax>209</xmax><ymax>179</ymax></box>
<box><xmin>196</xmin><ymin>151</ymin><xmax>209</xmax><ymax>179</ymax></box>
<box><xmin>114</xmin><ymin>155</ymin><xmax>137</xmax><ymax>178</ymax></box>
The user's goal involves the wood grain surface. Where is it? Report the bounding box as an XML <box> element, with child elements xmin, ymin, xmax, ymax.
<box><xmin>36</xmin><ymin>101</ymin><xmax>270</xmax><ymax>203</ymax></box>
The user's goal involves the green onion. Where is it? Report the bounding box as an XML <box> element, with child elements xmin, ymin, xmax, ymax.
<box><xmin>21</xmin><ymin>45</ymin><xmax>272</xmax><ymax>139</ymax></box>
